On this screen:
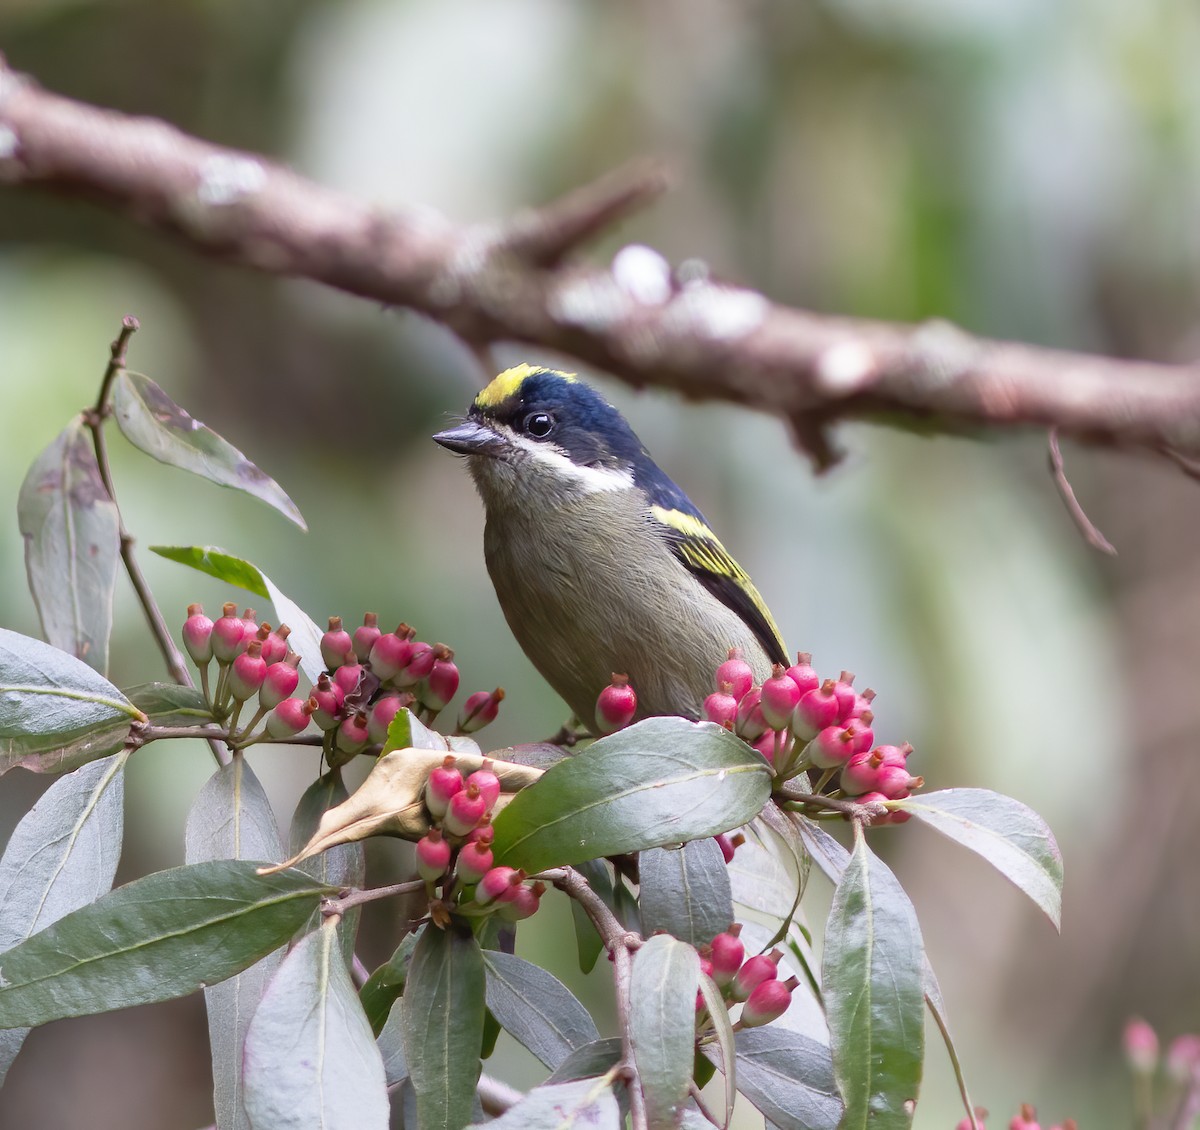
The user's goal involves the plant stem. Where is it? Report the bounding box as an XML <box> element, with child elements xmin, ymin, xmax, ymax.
<box><xmin>321</xmin><ymin>880</ymin><xmax>426</xmax><ymax>916</ymax></box>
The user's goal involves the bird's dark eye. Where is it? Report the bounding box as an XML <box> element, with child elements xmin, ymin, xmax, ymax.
<box><xmin>524</xmin><ymin>412</ymin><xmax>554</xmax><ymax>438</ymax></box>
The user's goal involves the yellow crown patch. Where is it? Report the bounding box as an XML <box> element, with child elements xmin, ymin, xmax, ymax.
<box><xmin>474</xmin><ymin>364</ymin><xmax>576</xmax><ymax>410</ymax></box>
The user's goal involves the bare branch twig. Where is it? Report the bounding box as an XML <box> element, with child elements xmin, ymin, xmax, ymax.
<box><xmin>1047</xmin><ymin>427</ymin><xmax>1116</xmax><ymax>555</ymax></box>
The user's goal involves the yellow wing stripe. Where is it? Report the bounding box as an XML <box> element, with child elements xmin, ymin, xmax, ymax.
<box><xmin>475</xmin><ymin>365</ymin><xmax>577</xmax><ymax>410</ymax></box>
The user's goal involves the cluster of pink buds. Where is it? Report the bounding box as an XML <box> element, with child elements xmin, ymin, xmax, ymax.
<box><xmin>695</xmin><ymin>924</ymin><xmax>799</xmax><ymax>1031</ymax></box>
<box><xmin>179</xmin><ymin>605</ymin><xmax>504</xmax><ymax>763</ymax></box>
<box><xmin>954</xmin><ymin>1103</ymin><xmax>1080</xmax><ymax>1130</ymax></box>
<box><xmin>414</xmin><ymin>755</ymin><xmax>544</xmax><ymax>923</ymax></box>
<box><xmin>1113</xmin><ymin>1017</ymin><xmax>1200</xmax><ymax>1127</ymax></box>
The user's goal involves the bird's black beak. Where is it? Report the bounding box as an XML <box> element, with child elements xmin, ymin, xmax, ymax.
<box><xmin>432</xmin><ymin>420</ymin><xmax>508</xmax><ymax>457</ymax></box>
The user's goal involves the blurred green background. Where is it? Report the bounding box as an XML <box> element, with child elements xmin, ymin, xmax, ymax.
<box><xmin>3</xmin><ymin>0</ymin><xmax>1199</xmax><ymax>1127</ymax></box>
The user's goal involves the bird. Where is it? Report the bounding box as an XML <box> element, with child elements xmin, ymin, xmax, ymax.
<box><xmin>432</xmin><ymin>364</ymin><xmax>787</xmax><ymax>731</ymax></box>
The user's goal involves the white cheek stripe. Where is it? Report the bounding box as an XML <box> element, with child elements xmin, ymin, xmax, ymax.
<box><xmin>507</xmin><ymin>430</ymin><xmax>636</xmax><ymax>493</ymax></box>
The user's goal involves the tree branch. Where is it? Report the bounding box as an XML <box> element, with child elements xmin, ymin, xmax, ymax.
<box><xmin>6</xmin><ymin>57</ymin><xmax>1200</xmax><ymax>474</ymax></box>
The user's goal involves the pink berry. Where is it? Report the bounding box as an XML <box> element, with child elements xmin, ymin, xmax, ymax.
<box><xmin>846</xmin><ymin>717</ymin><xmax>874</xmax><ymax>755</ymax></box>
<box><xmin>353</xmin><ymin>612</ymin><xmax>381</xmax><ymax>663</ymax></box>
<box><xmin>310</xmin><ymin>674</ymin><xmax>345</xmax><ymax>731</ymax></box>
<box><xmin>182</xmin><ymin>604</ymin><xmax>214</xmax><ymax>665</ymax></box>
<box><xmin>741</xmin><ymin>975</ymin><xmax>797</xmax><ymax>1028</ymax></box>
<box><xmin>709</xmin><ymin>926</ymin><xmax>745</xmax><ymax>987</ymax></box>
<box><xmin>456</xmin><ymin>834</ymin><xmax>494</xmax><ymax>884</ymax></box>
<box><xmin>475</xmin><ymin>866</ymin><xmax>520</xmax><ymax>906</ymax></box>
<box><xmin>261</xmin><ymin>625</ymin><xmax>291</xmax><ymax>666</ymax></box>
<box><xmin>846</xmin><ymin>688</ymin><xmax>876</xmax><ymax>720</ymax></box>
<box><xmin>702</xmin><ymin>685</ymin><xmax>739</xmax><ymax>729</ymax></box>
<box><xmin>714</xmin><ymin>648</ymin><xmax>754</xmax><ymax>703</ymax></box>
<box><xmin>792</xmin><ymin>680</ymin><xmax>840</xmax><ymax>740</ymax></box>
<box><xmin>1123</xmin><ymin>1018</ymin><xmax>1159</xmax><ymax>1074</ymax></box>
<box><xmin>266</xmin><ymin>696</ymin><xmax>314</xmax><ymax>739</ymax></box>
<box><xmin>876</xmin><ymin>764</ymin><xmax>922</xmax><ymax>801</ymax></box>
<box><xmin>830</xmin><ymin>671</ymin><xmax>857</xmax><ymax>723</ymax></box>
<box><xmin>714</xmin><ymin>833</ymin><xmax>742</xmax><ymax>864</ymax></box>
<box><xmin>467</xmin><ymin>762</ymin><xmax>501</xmax><ymax>810</ymax></box>
<box><xmin>320</xmin><ymin>616</ymin><xmax>355</xmax><ymax>670</ymax></box>
<box><xmin>1009</xmin><ymin>1104</ymin><xmax>1041</xmax><ymax>1130</ymax></box>
<box><xmin>785</xmin><ymin>652</ymin><xmax>819</xmax><ymax>696</ymax></box>
<box><xmin>841</xmin><ymin>751</ymin><xmax>883</xmax><ymax>796</ymax></box>
<box><xmin>1167</xmin><ymin>1034</ymin><xmax>1200</xmax><ymax>1082</ymax></box>
<box><xmin>416</xmin><ymin>828</ymin><xmax>452</xmax><ymax>881</ymax></box>
<box><xmin>735</xmin><ymin>687</ymin><xmax>768</xmax><ymax>742</ymax></box>
<box><xmin>444</xmin><ymin>782</ymin><xmax>487</xmax><ymax>836</ymax></box>
<box><xmin>211</xmin><ymin>602</ymin><xmax>245</xmax><ymax>664</ymax></box>
<box><xmin>239</xmin><ymin>609</ymin><xmax>259</xmax><ymax>649</ymax></box>
<box><xmin>751</xmin><ymin>730</ymin><xmax>777</xmax><ymax>762</ymax></box>
<box><xmin>875</xmin><ymin>743</ymin><xmax>913</xmax><ymax>768</ymax></box>
<box><xmin>760</xmin><ymin>665</ymin><xmax>802</xmax><ymax>731</ymax></box>
<box><xmin>423</xmin><ymin>648</ymin><xmax>460</xmax><ymax>711</ymax></box>
<box><xmin>368</xmin><ymin>694</ymin><xmax>406</xmax><ymax>744</ymax></box>
<box><xmin>499</xmin><ymin>880</ymin><xmax>544</xmax><ymax>921</ymax></box>
<box><xmin>336</xmin><ymin>711</ymin><xmax>371</xmax><ymax>756</ymax></box>
<box><xmin>730</xmin><ymin>950</ymin><xmax>781</xmax><ymax>1002</ymax></box>
<box><xmin>956</xmin><ymin>1113</ymin><xmax>987</xmax><ymax>1130</ymax></box>
<box><xmin>368</xmin><ymin>624</ymin><xmax>415</xmax><ymax>682</ymax></box>
<box><xmin>596</xmin><ymin>674</ymin><xmax>637</xmax><ymax>734</ymax></box>
<box><xmin>333</xmin><ymin>663</ymin><xmax>365</xmax><ymax>698</ymax></box>
<box><xmin>393</xmin><ymin>642</ymin><xmax>435</xmax><ymax>688</ymax></box>
<box><xmin>260</xmin><ymin>651</ymin><xmax>301</xmax><ymax>709</ymax></box>
<box><xmin>809</xmin><ymin>725</ymin><xmax>858</xmax><ymax>770</ymax></box>
<box><xmin>426</xmin><ymin>757</ymin><xmax>464</xmax><ymax>820</ymax></box>
<box><xmin>457</xmin><ymin>688</ymin><xmax>504</xmax><ymax>733</ymax></box>
<box><xmin>228</xmin><ymin>641</ymin><xmax>268</xmax><ymax>701</ymax></box>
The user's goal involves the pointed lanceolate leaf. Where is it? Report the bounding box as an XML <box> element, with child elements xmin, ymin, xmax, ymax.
<box><xmin>628</xmin><ymin>934</ymin><xmax>699</xmax><ymax>1130</ymax></box>
<box><xmin>289</xmin><ymin>771</ymin><xmax>366</xmax><ymax>969</ymax></box>
<box><xmin>0</xmin><ymin>861</ymin><xmax>331</xmax><ymax>1028</ymax></box>
<box><xmin>186</xmin><ymin>758</ymin><xmax>286</xmax><ymax>1130</ymax></box>
<box><xmin>148</xmin><ymin>546</ymin><xmax>324</xmax><ymax>681</ymax></box>
<box><xmin>402</xmin><ymin>924</ymin><xmax>486</xmax><ymax>1130</ymax></box>
<box><xmin>377</xmin><ymin>997</ymin><xmax>409</xmax><ymax>1088</ymax></box>
<box><xmin>0</xmin><ymin>628</ymin><xmax>141</xmax><ymax>776</ymax></box>
<box><xmin>892</xmin><ymin>788</ymin><xmax>1063</xmax><ymax>930</ymax></box>
<box><xmin>823</xmin><ymin>830</ymin><xmax>924</xmax><ymax>1130</ymax></box>
<box><xmin>0</xmin><ymin>752</ymin><xmax>127</xmax><ymax>1082</ymax></box>
<box><xmin>547</xmin><ymin>1038</ymin><xmax>625</xmax><ymax>1084</ymax></box>
<box><xmin>113</xmin><ymin>370</ymin><xmax>306</xmax><ymax>529</ymax></box>
<box><xmin>482</xmin><ymin>949</ymin><xmax>600</xmax><ymax>1070</ymax></box>
<box><xmin>491</xmin><ymin>718</ymin><xmax>771</xmax><ymax>874</ymax></box>
<box><xmin>127</xmin><ymin>682</ymin><xmax>213</xmax><ymax>728</ymax></box>
<box><xmin>360</xmin><ymin>930</ymin><xmax>422</xmax><ymax>1036</ymax></box>
<box><xmin>702</xmin><ymin>1028</ymin><xmax>842</xmax><ymax>1130</ymax></box>
<box><xmin>639</xmin><ymin>838</ymin><xmax>733</xmax><ymax>947</ymax></box>
<box><xmin>794</xmin><ymin>814</ymin><xmax>851</xmax><ymax>887</ymax></box>
<box><xmin>243</xmin><ymin>918</ymin><xmax>388</xmax><ymax>1130</ymax></box>
<box><xmin>469</xmin><ymin>1077</ymin><xmax>621</xmax><ymax>1130</ymax></box>
<box><xmin>569</xmin><ymin>859</ymin><xmax>613</xmax><ymax>974</ymax></box>
<box><xmin>18</xmin><ymin>419</ymin><xmax>121</xmax><ymax>674</ymax></box>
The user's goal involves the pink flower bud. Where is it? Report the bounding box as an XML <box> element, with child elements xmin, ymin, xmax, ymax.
<box><xmin>336</xmin><ymin>711</ymin><xmax>371</xmax><ymax>756</ymax></box>
<box><xmin>730</xmin><ymin>950</ymin><xmax>781</xmax><ymax>1002</ymax></box>
<box><xmin>467</xmin><ymin>762</ymin><xmax>501</xmax><ymax>810</ymax></box>
<box><xmin>475</xmin><ymin>866</ymin><xmax>520</xmax><ymax>906</ymax></box>
<box><xmin>333</xmin><ymin>663</ymin><xmax>365</xmax><ymax>698</ymax></box>
<box><xmin>847</xmin><ymin>688</ymin><xmax>876</xmax><ymax>720</ymax></box>
<box><xmin>1167</xmin><ymin>1034</ymin><xmax>1200</xmax><ymax>1082</ymax></box>
<box><xmin>368</xmin><ymin>694</ymin><xmax>407</xmax><ymax>744</ymax></box>
<box><xmin>458</xmin><ymin>688</ymin><xmax>504</xmax><ymax>733</ymax></box>
<box><xmin>809</xmin><ymin>725</ymin><xmax>858</xmax><ymax>770</ymax></box>
<box><xmin>735</xmin><ymin>687</ymin><xmax>768</xmax><ymax>742</ymax></box>
<box><xmin>427</xmin><ymin>756</ymin><xmax>464</xmax><ymax>820</ymax></box>
<box><xmin>320</xmin><ymin>616</ymin><xmax>355</xmax><ymax>670</ymax></box>
<box><xmin>499</xmin><ymin>880</ymin><xmax>544</xmax><ymax>921</ymax></box>
<box><xmin>830</xmin><ymin>671</ymin><xmax>857</xmax><ymax>723</ymax></box>
<box><xmin>266</xmin><ymin>696</ymin><xmax>314</xmax><ymax>739</ymax></box>
<box><xmin>239</xmin><ymin>609</ymin><xmax>259</xmax><ymax>649</ymax></box>
<box><xmin>955</xmin><ymin>1111</ymin><xmax>987</xmax><ymax>1130</ymax></box>
<box><xmin>596</xmin><ymin>674</ymin><xmax>637</xmax><ymax>734</ymax></box>
<box><xmin>456</xmin><ymin>834</ymin><xmax>494</xmax><ymax>884</ymax></box>
<box><xmin>424</xmin><ymin>648</ymin><xmax>460</xmax><ymax>711</ymax></box>
<box><xmin>840</xmin><ymin>750</ymin><xmax>884</xmax><ymax>796</ymax></box>
<box><xmin>353</xmin><ymin>612</ymin><xmax>381</xmax><ymax>662</ymax></box>
<box><xmin>228</xmin><ymin>641</ymin><xmax>267</xmax><ymax>701</ymax></box>
<box><xmin>182</xmin><ymin>604</ymin><xmax>214</xmax><ymax>665</ymax></box>
<box><xmin>852</xmin><ymin>792</ymin><xmax>908</xmax><ymax>825</ymax></box>
<box><xmin>741</xmin><ymin>975</ymin><xmax>798</xmax><ymax>1028</ymax></box>
<box><xmin>876</xmin><ymin>764</ymin><xmax>922</xmax><ymax>801</ymax></box>
<box><xmin>846</xmin><ymin>718</ymin><xmax>874</xmax><ymax>755</ymax></box>
<box><xmin>444</xmin><ymin>782</ymin><xmax>487</xmax><ymax>836</ymax></box>
<box><xmin>310</xmin><ymin>673</ymin><xmax>345</xmax><ymax>731</ymax></box>
<box><xmin>212</xmin><ymin>602</ymin><xmax>245</xmax><ymax>664</ymax></box>
<box><xmin>699</xmin><ymin>956</ymin><xmax>714</xmax><ymax>980</ymax></box>
<box><xmin>1123</xmin><ymin>1017</ymin><xmax>1159</xmax><ymax>1074</ymax></box>
<box><xmin>259</xmin><ymin>651</ymin><xmax>301</xmax><ymax>709</ymax></box>
<box><xmin>760</xmin><ymin>665</ymin><xmax>802</xmax><ymax>731</ymax></box>
<box><xmin>709</xmin><ymin>926</ymin><xmax>745</xmax><ymax>987</ymax></box>
<box><xmin>792</xmin><ymin>680</ymin><xmax>840</xmax><ymax>740</ymax></box>
<box><xmin>715</xmin><ymin>648</ymin><xmax>754</xmax><ymax>703</ymax></box>
<box><xmin>785</xmin><ymin>652</ymin><xmax>819</xmax><ymax>696</ymax></box>
<box><xmin>416</xmin><ymin>828</ymin><xmax>452</xmax><ymax>881</ymax></box>
<box><xmin>714</xmin><ymin>833</ymin><xmax>743</xmax><ymax>864</ymax></box>
<box><xmin>702</xmin><ymin>685</ymin><xmax>739</xmax><ymax>729</ymax></box>
<box><xmin>393</xmin><ymin>642</ymin><xmax>435</xmax><ymax>688</ymax></box>
<box><xmin>1009</xmin><ymin>1104</ymin><xmax>1041</xmax><ymax>1130</ymax></box>
<box><xmin>261</xmin><ymin>624</ymin><xmax>291</xmax><ymax>665</ymax></box>
<box><xmin>751</xmin><ymin>731</ymin><xmax>777</xmax><ymax>762</ymax></box>
<box><xmin>368</xmin><ymin>624</ymin><xmax>415</xmax><ymax>682</ymax></box>
<box><xmin>875</xmin><ymin>743</ymin><xmax>913</xmax><ymax>768</ymax></box>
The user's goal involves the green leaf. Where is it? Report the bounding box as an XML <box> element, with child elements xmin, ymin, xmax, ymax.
<box><xmin>185</xmin><ymin>758</ymin><xmax>286</xmax><ymax>1130</ymax></box>
<box><xmin>482</xmin><ymin>949</ymin><xmax>600</xmax><ymax>1070</ymax></box>
<box><xmin>491</xmin><ymin>718</ymin><xmax>771</xmax><ymax>873</ymax></box>
<box><xmin>126</xmin><ymin>682</ymin><xmax>214</xmax><ymax>728</ymax></box>
<box><xmin>924</xmin><ymin>957</ymin><xmax>979</xmax><ymax>1130</ymax></box>
<box><xmin>569</xmin><ymin>860</ymin><xmax>612</xmax><ymax>974</ymax></box>
<box><xmin>402</xmin><ymin>924</ymin><xmax>486</xmax><ymax>1130</ymax></box>
<box><xmin>289</xmin><ymin>771</ymin><xmax>366</xmax><ymax>969</ymax></box>
<box><xmin>0</xmin><ymin>752</ymin><xmax>127</xmax><ymax>1082</ymax></box>
<box><xmin>628</xmin><ymin>934</ymin><xmax>699</xmax><ymax>1130</ymax></box>
<box><xmin>640</xmin><ymin>838</ymin><xmax>733</xmax><ymax>947</ymax></box>
<box><xmin>360</xmin><ymin>930</ymin><xmax>422</xmax><ymax>1036</ymax></box>
<box><xmin>148</xmin><ymin>546</ymin><xmax>324</xmax><ymax>681</ymax></box>
<box><xmin>703</xmin><ymin>1028</ymin><xmax>841</xmax><ymax>1130</ymax></box>
<box><xmin>377</xmin><ymin>997</ymin><xmax>409</xmax><ymax>1087</ymax></box>
<box><xmin>546</xmin><ymin>1038</ymin><xmax>624</xmax><ymax>1084</ymax></box>
<box><xmin>0</xmin><ymin>628</ymin><xmax>140</xmax><ymax>776</ymax></box>
<box><xmin>823</xmin><ymin>829</ymin><xmax>924</xmax><ymax>1130</ymax></box>
<box><xmin>113</xmin><ymin>370</ymin><xmax>306</xmax><ymax>529</ymax></box>
<box><xmin>469</xmin><ymin>1077</ymin><xmax>621</xmax><ymax>1130</ymax></box>
<box><xmin>0</xmin><ymin>860</ymin><xmax>331</xmax><ymax>1028</ymax></box>
<box><xmin>697</xmin><ymin>972</ymin><xmax>736</xmax><ymax>1129</ymax></box>
<box><xmin>18</xmin><ymin>419</ymin><xmax>120</xmax><ymax>674</ymax></box>
<box><xmin>384</xmin><ymin>706</ymin><xmax>450</xmax><ymax>754</ymax></box>
<box><xmin>892</xmin><ymin>788</ymin><xmax>1063</xmax><ymax>930</ymax></box>
<box><xmin>794</xmin><ymin>815</ymin><xmax>850</xmax><ymax>886</ymax></box>
<box><xmin>242</xmin><ymin>918</ymin><xmax>388</xmax><ymax>1130</ymax></box>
